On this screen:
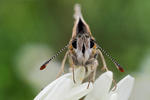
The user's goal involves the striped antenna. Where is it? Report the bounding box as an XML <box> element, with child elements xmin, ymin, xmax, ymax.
<box><xmin>40</xmin><ymin>41</ymin><xmax>72</xmax><ymax>70</ymax></box>
<box><xmin>91</xmin><ymin>40</ymin><xmax>125</xmax><ymax>72</ymax></box>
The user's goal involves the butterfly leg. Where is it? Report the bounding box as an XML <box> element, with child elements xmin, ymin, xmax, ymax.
<box><xmin>87</xmin><ymin>60</ymin><xmax>98</xmax><ymax>89</ymax></box>
<box><xmin>56</xmin><ymin>51</ymin><xmax>68</xmax><ymax>78</ymax></box>
<box><xmin>97</xmin><ymin>49</ymin><xmax>117</xmax><ymax>90</ymax></box>
<box><xmin>68</xmin><ymin>51</ymin><xmax>77</xmax><ymax>83</ymax></box>
<box><xmin>97</xmin><ymin>49</ymin><xmax>108</xmax><ymax>71</ymax></box>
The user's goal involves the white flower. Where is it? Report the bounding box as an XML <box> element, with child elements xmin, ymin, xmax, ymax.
<box><xmin>84</xmin><ymin>71</ymin><xmax>134</xmax><ymax>100</ymax></box>
<box><xmin>34</xmin><ymin>67</ymin><xmax>93</xmax><ymax>100</ymax></box>
<box><xmin>34</xmin><ymin>67</ymin><xmax>134</xmax><ymax>100</ymax></box>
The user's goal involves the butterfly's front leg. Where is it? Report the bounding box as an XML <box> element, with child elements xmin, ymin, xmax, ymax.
<box><xmin>68</xmin><ymin>50</ymin><xmax>78</xmax><ymax>83</ymax></box>
<box><xmin>86</xmin><ymin>58</ymin><xmax>98</xmax><ymax>89</ymax></box>
<box><xmin>96</xmin><ymin>49</ymin><xmax>108</xmax><ymax>71</ymax></box>
<box><xmin>56</xmin><ymin>51</ymin><xmax>69</xmax><ymax>78</ymax></box>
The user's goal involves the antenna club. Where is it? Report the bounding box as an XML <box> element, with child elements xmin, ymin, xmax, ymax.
<box><xmin>119</xmin><ymin>67</ymin><xmax>125</xmax><ymax>72</ymax></box>
<box><xmin>40</xmin><ymin>64</ymin><xmax>47</xmax><ymax>70</ymax></box>
<box><xmin>116</xmin><ymin>63</ymin><xmax>125</xmax><ymax>72</ymax></box>
<box><xmin>116</xmin><ymin>64</ymin><xmax>125</xmax><ymax>72</ymax></box>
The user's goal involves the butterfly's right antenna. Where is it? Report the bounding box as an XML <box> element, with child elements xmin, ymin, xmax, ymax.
<box><xmin>91</xmin><ymin>39</ymin><xmax>125</xmax><ymax>72</ymax></box>
<box><xmin>98</xmin><ymin>45</ymin><xmax>124</xmax><ymax>72</ymax></box>
<box><xmin>40</xmin><ymin>41</ymin><xmax>73</xmax><ymax>70</ymax></box>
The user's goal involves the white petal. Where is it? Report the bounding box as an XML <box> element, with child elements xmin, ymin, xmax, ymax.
<box><xmin>68</xmin><ymin>67</ymin><xmax>85</xmax><ymax>87</ymax></box>
<box><xmin>65</xmin><ymin>82</ymin><xmax>93</xmax><ymax>100</ymax></box>
<box><xmin>34</xmin><ymin>73</ymin><xmax>73</xmax><ymax>100</ymax></box>
<box><xmin>108</xmin><ymin>75</ymin><xmax>134</xmax><ymax>100</ymax></box>
<box><xmin>109</xmin><ymin>93</ymin><xmax>117</xmax><ymax>100</ymax></box>
<box><xmin>84</xmin><ymin>71</ymin><xmax>113</xmax><ymax>100</ymax></box>
<box><xmin>44</xmin><ymin>78</ymin><xmax>71</xmax><ymax>100</ymax></box>
<box><xmin>34</xmin><ymin>67</ymin><xmax>86</xmax><ymax>100</ymax></box>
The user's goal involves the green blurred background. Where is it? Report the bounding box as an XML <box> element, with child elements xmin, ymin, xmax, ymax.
<box><xmin>0</xmin><ymin>0</ymin><xmax>150</xmax><ymax>100</ymax></box>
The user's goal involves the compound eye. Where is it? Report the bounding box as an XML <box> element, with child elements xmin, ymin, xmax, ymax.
<box><xmin>90</xmin><ymin>40</ymin><xmax>95</xmax><ymax>48</ymax></box>
<box><xmin>72</xmin><ymin>41</ymin><xmax>77</xmax><ymax>49</ymax></box>
<box><xmin>85</xmin><ymin>35</ymin><xmax>89</xmax><ymax>38</ymax></box>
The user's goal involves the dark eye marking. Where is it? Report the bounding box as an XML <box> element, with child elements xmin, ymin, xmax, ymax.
<box><xmin>78</xmin><ymin>34</ymin><xmax>81</xmax><ymax>38</ymax></box>
<box><xmin>72</xmin><ymin>41</ymin><xmax>77</xmax><ymax>49</ymax></box>
<box><xmin>90</xmin><ymin>40</ymin><xmax>95</xmax><ymax>48</ymax></box>
<box><xmin>85</xmin><ymin>35</ymin><xmax>89</xmax><ymax>38</ymax></box>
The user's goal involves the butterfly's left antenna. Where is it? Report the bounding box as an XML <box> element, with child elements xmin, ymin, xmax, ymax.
<box><xmin>40</xmin><ymin>42</ymin><xmax>72</xmax><ymax>70</ymax></box>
